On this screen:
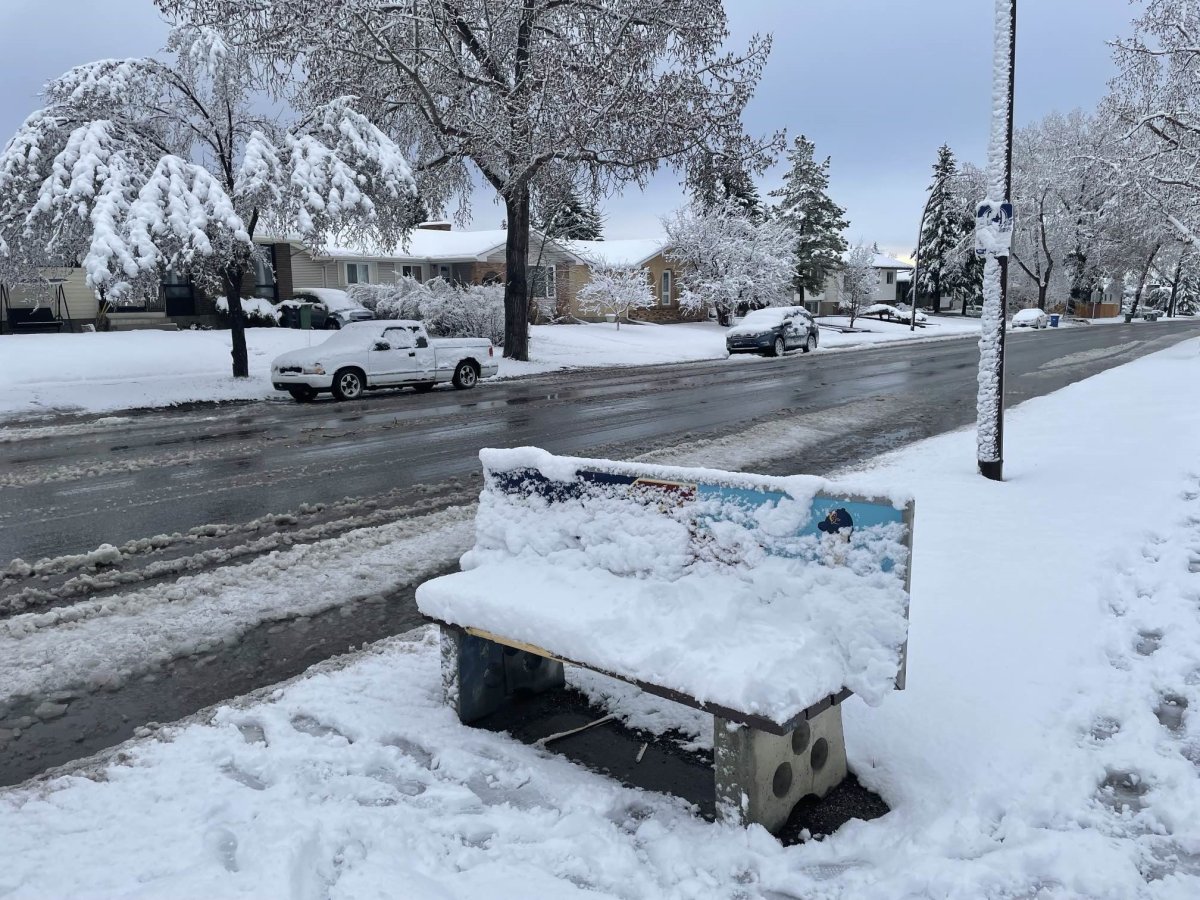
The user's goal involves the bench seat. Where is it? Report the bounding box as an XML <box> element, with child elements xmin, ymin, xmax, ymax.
<box><xmin>418</xmin><ymin>554</ymin><xmax>908</xmax><ymax>731</ymax></box>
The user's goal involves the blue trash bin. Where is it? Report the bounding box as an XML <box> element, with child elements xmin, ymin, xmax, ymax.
<box><xmin>1049</xmin><ymin>314</ymin><xmax>1060</xmax><ymax>328</ymax></box>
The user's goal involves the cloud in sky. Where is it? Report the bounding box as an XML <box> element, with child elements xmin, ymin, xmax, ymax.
<box><xmin>0</xmin><ymin>0</ymin><xmax>1138</xmax><ymax>254</ymax></box>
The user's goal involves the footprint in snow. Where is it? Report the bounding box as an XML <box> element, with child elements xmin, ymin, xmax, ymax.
<box><xmin>290</xmin><ymin>714</ymin><xmax>348</xmax><ymax>742</ymax></box>
<box><xmin>1155</xmin><ymin>694</ymin><xmax>1189</xmax><ymax>734</ymax></box>
<box><xmin>220</xmin><ymin>764</ymin><xmax>267</xmax><ymax>791</ymax></box>
<box><xmin>1096</xmin><ymin>770</ymin><xmax>1149</xmax><ymax>815</ymax></box>
<box><xmin>1135</xmin><ymin>630</ymin><xmax>1163</xmax><ymax>656</ymax></box>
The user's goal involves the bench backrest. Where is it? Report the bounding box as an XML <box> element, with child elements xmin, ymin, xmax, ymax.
<box><xmin>472</xmin><ymin>448</ymin><xmax>914</xmax><ymax>594</ymax></box>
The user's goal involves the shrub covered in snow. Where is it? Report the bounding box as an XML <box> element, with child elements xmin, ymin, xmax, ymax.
<box><xmin>215</xmin><ymin>296</ymin><xmax>279</xmax><ymax>327</ymax></box>
<box><xmin>348</xmin><ymin>277</ymin><xmax>504</xmax><ymax>344</ymax></box>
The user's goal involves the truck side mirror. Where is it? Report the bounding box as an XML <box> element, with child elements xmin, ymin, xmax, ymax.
<box><xmin>416</xmin><ymin>336</ymin><xmax>428</xmax><ymax>349</ymax></box>
<box><xmin>373</xmin><ymin>341</ymin><xmax>391</xmax><ymax>351</ymax></box>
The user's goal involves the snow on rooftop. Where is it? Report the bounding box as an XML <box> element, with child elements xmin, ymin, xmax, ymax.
<box><xmin>318</xmin><ymin>228</ymin><xmax>514</xmax><ymax>262</ymax></box>
<box><xmin>563</xmin><ymin>238</ymin><xmax>667</xmax><ymax>268</ymax></box>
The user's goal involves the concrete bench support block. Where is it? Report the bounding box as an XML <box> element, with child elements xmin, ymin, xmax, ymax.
<box><xmin>714</xmin><ymin>703</ymin><xmax>848</xmax><ymax>833</ymax></box>
<box><xmin>440</xmin><ymin>625</ymin><xmax>565</xmax><ymax>724</ymax></box>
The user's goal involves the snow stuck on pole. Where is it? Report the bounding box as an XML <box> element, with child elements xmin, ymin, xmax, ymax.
<box><xmin>976</xmin><ymin>0</ymin><xmax>1015</xmax><ymax>479</ymax></box>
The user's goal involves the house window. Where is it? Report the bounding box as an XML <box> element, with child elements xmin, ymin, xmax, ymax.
<box><xmin>529</xmin><ymin>265</ymin><xmax>556</xmax><ymax>299</ymax></box>
<box><xmin>161</xmin><ymin>268</ymin><xmax>195</xmax><ymax>314</ymax></box>
<box><xmin>400</xmin><ymin>264</ymin><xmax>422</xmax><ymax>282</ymax></box>
<box><xmin>346</xmin><ymin>262</ymin><xmax>369</xmax><ymax>285</ymax></box>
<box><xmin>886</xmin><ymin>271</ymin><xmax>895</xmax><ymax>285</ymax></box>
<box><xmin>660</xmin><ymin>269</ymin><xmax>672</xmax><ymax>306</ymax></box>
<box><xmin>438</xmin><ymin>264</ymin><xmax>451</xmax><ymax>280</ymax></box>
<box><xmin>252</xmin><ymin>246</ymin><xmax>278</xmax><ymax>301</ymax></box>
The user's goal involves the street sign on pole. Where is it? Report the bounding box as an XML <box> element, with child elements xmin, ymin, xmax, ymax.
<box><xmin>974</xmin><ymin>201</ymin><xmax>1014</xmax><ymax>258</ymax></box>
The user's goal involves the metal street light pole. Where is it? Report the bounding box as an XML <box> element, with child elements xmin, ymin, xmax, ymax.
<box><xmin>976</xmin><ymin>0</ymin><xmax>1016</xmax><ymax>482</ymax></box>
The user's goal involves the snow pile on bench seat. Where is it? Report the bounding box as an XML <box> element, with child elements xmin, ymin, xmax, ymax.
<box><xmin>417</xmin><ymin>448</ymin><xmax>912</xmax><ymax>725</ymax></box>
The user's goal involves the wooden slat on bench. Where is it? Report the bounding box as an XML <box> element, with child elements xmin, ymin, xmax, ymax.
<box><xmin>446</xmin><ymin>621</ymin><xmax>852</xmax><ymax>737</ymax></box>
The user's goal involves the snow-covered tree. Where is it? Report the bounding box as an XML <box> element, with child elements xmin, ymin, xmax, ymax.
<box><xmin>768</xmin><ymin>135</ymin><xmax>848</xmax><ymax>301</ymax></box>
<box><xmin>841</xmin><ymin>243</ymin><xmax>875</xmax><ymax>328</ymax></box>
<box><xmin>915</xmin><ymin>145</ymin><xmax>966</xmax><ymax>312</ymax></box>
<box><xmin>664</xmin><ymin>200</ymin><xmax>796</xmax><ymax>326</ymax></box>
<box><xmin>0</xmin><ymin>27</ymin><xmax>417</xmax><ymax>377</ymax></box>
<box><xmin>538</xmin><ymin>187</ymin><xmax>604</xmax><ymax>242</ymax></box>
<box><xmin>1108</xmin><ymin>0</ymin><xmax>1200</xmax><ymax>247</ymax></box>
<box><xmin>687</xmin><ymin>137</ymin><xmax>766</xmax><ymax>221</ymax></box>
<box><xmin>156</xmin><ymin>0</ymin><xmax>777</xmax><ymax>362</ymax></box>
<box><xmin>577</xmin><ymin>264</ymin><xmax>656</xmax><ymax>328</ymax></box>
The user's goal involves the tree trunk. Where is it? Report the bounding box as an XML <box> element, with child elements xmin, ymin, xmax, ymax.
<box><xmin>1037</xmin><ymin>281</ymin><xmax>1048</xmax><ymax>311</ymax></box>
<box><xmin>224</xmin><ymin>269</ymin><xmax>249</xmax><ymax>378</ymax></box>
<box><xmin>503</xmin><ymin>189</ymin><xmax>531</xmax><ymax>361</ymax></box>
<box><xmin>1168</xmin><ymin>252</ymin><xmax>1184</xmax><ymax>318</ymax></box>
<box><xmin>1129</xmin><ymin>244</ymin><xmax>1160</xmax><ymax>318</ymax></box>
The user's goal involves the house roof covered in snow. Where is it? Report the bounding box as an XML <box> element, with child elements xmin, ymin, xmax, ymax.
<box><xmin>562</xmin><ymin>238</ymin><xmax>668</xmax><ymax>268</ymax></box>
<box><xmin>259</xmin><ymin>227</ymin><xmax>588</xmax><ymax>264</ymax></box>
<box><xmin>872</xmin><ymin>253</ymin><xmax>913</xmax><ymax>270</ymax></box>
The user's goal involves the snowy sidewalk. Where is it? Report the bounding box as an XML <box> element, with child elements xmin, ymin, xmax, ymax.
<box><xmin>2</xmin><ymin>339</ymin><xmax>1200</xmax><ymax>897</ymax></box>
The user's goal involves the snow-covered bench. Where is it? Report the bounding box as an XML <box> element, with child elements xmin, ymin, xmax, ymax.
<box><xmin>416</xmin><ymin>449</ymin><xmax>915</xmax><ymax>833</ymax></box>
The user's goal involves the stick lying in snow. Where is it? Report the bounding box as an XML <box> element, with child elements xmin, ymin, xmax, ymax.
<box><xmin>636</xmin><ymin>742</ymin><xmax>648</xmax><ymax>763</ymax></box>
<box><xmin>535</xmin><ymin>714</ymin><xmax>617</xmax><ymax>748</ymax></box>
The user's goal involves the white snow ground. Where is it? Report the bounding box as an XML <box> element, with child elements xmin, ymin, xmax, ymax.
<box><xmin>2</xmin><ymin>339</ymin><xmax>1200</xmax><ymax>897</ymax></box>
<box><xmin>0</xmin><ymin>315</ymin><xmax>993</xmax><ymax>420</ymax></box>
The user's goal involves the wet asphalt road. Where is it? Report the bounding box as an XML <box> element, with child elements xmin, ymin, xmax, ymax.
<box><xmin>4</xmin><ymin>319</ymin><xmax>1199</xmax><ymax>566</ymax></box>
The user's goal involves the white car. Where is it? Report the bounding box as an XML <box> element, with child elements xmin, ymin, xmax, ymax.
<box><xmin>271</xmin><ymin>320</ymin><xmax>498</xmax><ymax>402</ymax></box>
<box><xmin>1012</xmin><ymin>308</ymin><xmax>1049</xmax><ymax>329</ymax></box>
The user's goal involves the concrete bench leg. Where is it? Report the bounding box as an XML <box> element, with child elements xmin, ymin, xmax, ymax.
<box><xmin>440</xmin><ymin>625</ymin><xmax>565</xmax><ymax>725</ymax></box>
<box><xmin>713</xmin><ymin>704</ymin><xmax>848</xmax><ymax>833</ymax></box>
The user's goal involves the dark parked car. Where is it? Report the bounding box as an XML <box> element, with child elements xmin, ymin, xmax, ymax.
<box><xmin>280</xmin><ymin>289</ymin><xmax>375</xmax><ymax>330</ymax></box>
<box><xmin>726</xmin><ymin>306</ymin><xmax>820</xmax><ymax>357</ymax></box>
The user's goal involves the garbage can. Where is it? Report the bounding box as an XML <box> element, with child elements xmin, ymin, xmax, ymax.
<box><xmin>1124</xmin><ymin>313</ymin><xmax>1134</xmax><ymax>324</ymax></box>
<box><xmin>1049</xmin><ymin>314</ymin><xmax>1060</xmax><ymax>328</ymax></box>
<box><xmin>299</xmin><ymin>305</ymin><xmax>312</xmax><ymax>330</ymax></box>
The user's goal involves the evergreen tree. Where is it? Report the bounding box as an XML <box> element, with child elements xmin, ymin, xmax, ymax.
<box><xmin>915</xmin><ymin>145</ymin><xmax>965</xmax><ymax>312</ymax></box>
<box><xmin>768</xmin><ymin>135</ymin><xmax>849</xmax><ymax>301</ymax></box>
<box><xmin>539</xmin><ymin>189</ymin><xmax>604</xmax><ymax>241</ymax></box>
<box><xmin>687</xmin><ymin>143</ymin><xmax>764</xmax><ymax>221</ymax></box>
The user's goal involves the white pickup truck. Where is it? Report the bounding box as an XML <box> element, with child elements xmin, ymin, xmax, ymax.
<box><xmin>270</xmin><ymin>320</ymin><xmax>499</xmax><ymax>402</ymax></box>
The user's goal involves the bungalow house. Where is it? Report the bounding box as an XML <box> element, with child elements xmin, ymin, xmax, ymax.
<box><xmin>561</xmin><ymin>238</ymin><xmax>703</xmax><ymax>323</ymax></box>
<box><xmin>805</xmin><ymin>252</ymin><xmax>914</xmax><ymax>317</ymax></box>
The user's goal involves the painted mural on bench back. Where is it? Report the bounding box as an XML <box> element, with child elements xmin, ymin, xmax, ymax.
<box><xmin>478</xmin><ymin>448</ymin><xmax>912</xmax><ymax>584</ymax></box>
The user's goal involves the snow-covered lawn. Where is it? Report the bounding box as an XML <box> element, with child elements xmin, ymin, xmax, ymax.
<box><xmin>0</xmin><ymin>316</ymin><xmax>984</xmax><ymax>421</ymax></box>
<box><xmin>3</xmin><ymin>339</ymin><xmax>1200</xmax><ymax>896</ymax></box>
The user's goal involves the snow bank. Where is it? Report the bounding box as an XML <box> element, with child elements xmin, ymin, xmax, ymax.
<box><xmin>3</xmin><ymin>340</ymin><xmax>1200</xmax><ymax>895</ymax></box>
<box><xmin>0</xmin><ymin>328</ymin><xmax>325</xmax><ymax>419</ymax></box>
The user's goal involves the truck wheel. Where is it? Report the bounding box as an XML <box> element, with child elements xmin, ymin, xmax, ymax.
<box><xmin>413</xmin><ymin>382</ymin><xmax>436</xmax><ymax>393</ymax></box>
<box><xmin>332</xmin><ymin>368</ymin><xmax>365</xmax><ymax>401</ymax></box>
<box><xmin>287</xmin><ymin>386</ymin><xmax>317</xmax><ymax>402</ymax></box>
<box><xmin>452</xmin><ymin>361</ymin><xmax>479</xmax><ymax>389</ymax></box>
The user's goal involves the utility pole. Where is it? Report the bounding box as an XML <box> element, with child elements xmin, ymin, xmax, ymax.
<box><xmin>976</xmin><ymin>0</ymin><xmax>1016</xmax><ymax>481</ymax></box>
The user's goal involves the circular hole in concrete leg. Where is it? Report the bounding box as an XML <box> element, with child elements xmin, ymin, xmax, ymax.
<box><xmin>791</xmin><ymin>722</ymin><xmax>811</xmax><ymax>756</ymax></box>
<box><xmin>811</xmin><ymin>738</ymin><xmax>829</xmax><ymax>772</ymax></box>
<box><xmin>772</xmin><ymin>762</ymin><xmax>793</xmax><ymax>798</ymax></box>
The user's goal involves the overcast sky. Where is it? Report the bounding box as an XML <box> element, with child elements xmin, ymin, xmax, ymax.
<box><xmin>0</xmin><ymin>0</ymin><xmax>1138</xmax><ymax>255</ymax></box>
